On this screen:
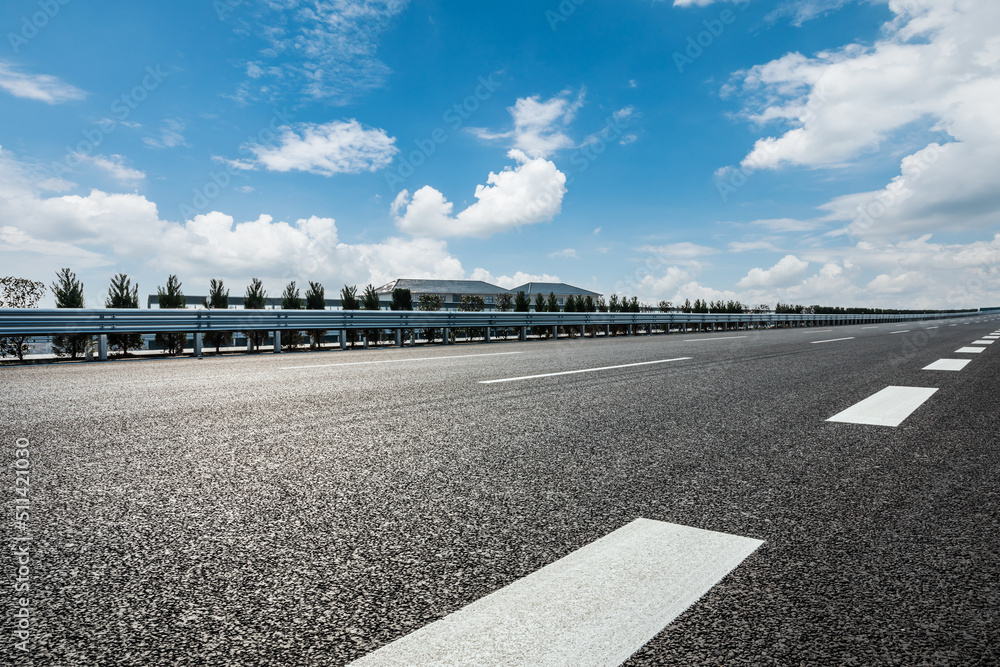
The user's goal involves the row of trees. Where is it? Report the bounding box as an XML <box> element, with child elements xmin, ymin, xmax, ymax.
<box><xmin>0</xmin><ymin>268</ymin><xmax>974</xmax><ymax>360</ymax></box>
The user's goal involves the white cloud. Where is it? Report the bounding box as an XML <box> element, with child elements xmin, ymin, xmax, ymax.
<box><xmin>0</xmin><ymin>61</ymin><xmax>85</xmax><ymax>104</ymax></box>
<box><xmin>729</xmin><ymin>0</ymin><xmax>1000</xmax><ymax>240</ymax></box>
<box><xmin>247</xmin><ymin>120</ymin><xmax>397</xmax><ymax>176</ymax></box>
<box><xmin>469</xmin><ymin>269</ymin><xmax>561</xmax><ymax>289</ymax></box>
<box><xmin>635</xmin><ymin>242</ymin><xmax>720</xmax><ymax>261</ymax></box>
<box><xmin>737</xmin><ymin>254</ymin><xmax>809</xmax><ymax>288</ymax></box>
<box><xmin>549</xmin><ymin>248</ymin><xmax>578</xmax><ymax>259</ymax></box>
<box><xmin>593</xmin><ymin>226</ymin><xmax>602</xmax><ymax>235</ymax></box>
<box><xmin>0</xmin><ymin>148</ymin><xmax>465</xmax><ymax>302</ymax></box>
<box><xmin>236</xmin><ymin>1</ymin><xmax>409</xmax><ymax>104</ymax></box>
<box><xmin>728</xmin><ymin>240</ymin><xmax>783</xmax><ymax>252</ymax></box>
<box><xmin>75</xmin><ymin>154</ymin><xmax>145</xmax><ymax>184</ymax></box>
<box><xmin>394</xmin><ymin>150</ymin><xmax>567</xmax><ymax>238</ymax></box>
<box><xmin>471</xmin><ymin>89</ymin><xmax>585</xmax><ymax>158</ymax></box>
<box><xmin>143</xmin><ymin>119</ymin><xmax>188</xmax><ymax>149</ymax></box>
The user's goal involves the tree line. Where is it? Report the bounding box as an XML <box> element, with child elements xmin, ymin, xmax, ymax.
<box><xmin>0</xmin><ymin>268</ymin><xmax>975</xmax><ymax>360</ymax></box>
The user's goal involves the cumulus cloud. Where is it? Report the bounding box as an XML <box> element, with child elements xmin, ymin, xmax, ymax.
<box><xmin>0</xmin><ymin>61</ymin><xmax>86</xmax><ymax>104</ymax></box>
<box><xmin>247</xmin><ymin>120</ymin><xmax>397</xmax><ymax>176</ymax></box>
<box><xmin>729</xmin><ymin>0</ymin><xmax>1000</xmax><ymax>240</ymax></box>
<box><xmin>737</xmin><ymin>254</ymin><xmax>809</xmax><ymax>288</ymax></box>
<box><xmin>0</xmin><ymin>148</ymin><xmax>465</xmax><ymax>302</ymax></box>
<box><xmin>393</xmin><ymin>150</ymin><xmax>567</xmax><ymax>238</ymax></box>
<box><xmin>471</xmin><ymin>89</ymin><xmax>585</xmax><ymax>158</ymax></box>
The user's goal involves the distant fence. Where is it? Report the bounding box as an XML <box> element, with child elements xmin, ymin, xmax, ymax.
<box><xmin>0</xmin><ymin>308</ymin><xmax>982</xmax><ymax>360</ymax></box>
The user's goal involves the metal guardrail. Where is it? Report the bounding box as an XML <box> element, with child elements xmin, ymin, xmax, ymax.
<box><xmin>0</xmin><ymin>308</ymin><xmax>981</xmax><ymax>336</ymax></box>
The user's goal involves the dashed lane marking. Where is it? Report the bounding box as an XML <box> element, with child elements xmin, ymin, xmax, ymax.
<box><xmin>347</xmin><ymin>518</ymin><xmax>763</xmax><ymax>667</ymax></box>
<box><xmin>890</xmin><ymin>330</ymin><xmax>910</xmax><ymax>334</ymax></box>
<box><xmin>479</xmin><ymin>357</ymin><xmax>691</xmax><ymax>384</ymax></box>
<box><xmin>280</xmin><ymin>351</ymin><xmax>523</xmax><ymax>370</ymax></box>
<box><xmin>923</xmin><ymin>359</ymin><xmax>971</xmax><ymax>372</ymax></box>
<box><xmin>861</xmin><ymin>326</ymin><xmax>879</xmax><ymax>329</ymax></box>
<box><xmin>827</xmin><ymin>386</ymin><xmax>939</xmax><ymax>427</ymax></box>
<box><xmin>956</xmin><ymin>347</ymin><xmax>986</xmax><ymax>354</ymax></box>
<box><xmin>810</xmin><ymin>337</ymin><xmax>855</xmax><ymax>344</ymax></box>
<box><xmin>972</xmin><ymin>340</ymin><xmax>995</xmax><ymax>345</ymax></box>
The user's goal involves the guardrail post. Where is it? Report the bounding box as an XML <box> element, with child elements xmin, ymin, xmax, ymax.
<box><xmin>98</xmin><ymin>334</ymin><xmax>108</xmax><ymax>361</ymax></box>
<box><xmin>552</xmin><ymin>325</ymin><xmax>558</xmax><ymax>340</ymax></box>
<box><xmin>363</xmin><ymin>336</ymin><xmax>369</xmax><ymax>349</ymax></box>
<box><xmin>485</xmin><ymin>327</ymin><xmax>492</xmax><ymax>343</ymax></box>
<box><xmin>519</xmin><ymin>326</ymin><xmax>527</xmax><ymax>341</ymax></box>
<box><xmin>443</xmin><ymin>327</ymin><xmax>451</xmax><ymax>345</ymax></box>
<box><xmin>273</xmin><ymin>331</ymin><xmax>281</xmax><ymax>353</ymax></box>
<box><xmin>395</xmin><ymin>329</ymin><xmax>403</xmax><ymax>347</ymax></box>
<box><xmin>340</xmin><ymin>330</ymin><xmax>347</xmax><ymax>350</ymax></box>
<box><xmin>193</xmin><ymin>333</ymin><xmax>203</xmax><ymax>357</ymax></box>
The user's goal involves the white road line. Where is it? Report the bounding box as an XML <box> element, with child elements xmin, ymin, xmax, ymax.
<box><xmin>810</xmin><ymin>337</ymin><xmax>855</xmax><ymax>344</ymax></box>
<box><xmin>890</xmin><ymin>330</ymin><xmax>910</xmax><ymax>334</ymax></box>
<box><xmin>347</xmin><ymin>518</ymin><xmax>763</xmax><ymax>667</ymax></box>
<box><xmin>972</xmin><ymin>340</ymin><xmax>995</xmax><ymax>345</ymax></box>
<box><xmin>827</xmin><ymin>386</ymin><xmax>938</xmax><ymax>427</ymax></box>
<box><xmin>956</xmin><ymin>347</ymin><xmax>986</xmax><ymax>354</ymax></box>
<box><xmin>280</xmin><ymin>351</ymin><xmax>523</xmax><ymax>370</ymax></box>
<box><xmin>809</xmin><ymin>329</ymin><xmax>834</xmax><ymax>333</ymax></box>
<box><xmin>480</xmin><ymin>357</ymin><xmax>691</xmax><ymax>384</ymax></box>
<box><xmin>925</xmin><ymin>326</ymin><xmax>939</xmax><ymax>330</ymax></box>
<box><xmin>682</xmin><ymin>336</ymin><xmax>748</xmax><ymax>342</ymax></box>
<box><xmin>861</xmin><ymin>326</ymin><xmax>879</xmax><ymax>329</ymax></box>
<box><xmin>923</xmin><ymin>359</ymin><xmax>971</xmax><ymax>372</ymax></box>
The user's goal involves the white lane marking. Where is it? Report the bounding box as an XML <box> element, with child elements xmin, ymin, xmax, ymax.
<box><xmin>827</xmin><ymin>386</ymin><xmax>938</xmax><ymax>427</ymax></box>
<box><xmin>347</xmin><ymin>518</ymin><xmax>763</xmax><ymax>667</ymax></box>
<box><xmin>809</xmin><ymin>329</ymin><xmax>834</xmax><ymax>333</ymax></box>
<box><xmin>923</xmin><ymin>359</ymin><xmax>971</xmax><ymax>372</ymax></box>
<box><xmin>480</xmin><ymin>357</ymin><xmax>691</xmax><ymax>384</ymax></box>
<box><xmin>956</xmin><ymin>347</ymin><xmax>986</xmax><ymax>354</ymax></box>
<box><xmin>810</xmin><ymin>337</ymin><xmax>855</xmax><ymax>344</ymax></box>
<box><xmin>972</xmin><ymin>340</ymin><xmax>995</xmax><ymax>345</ymax></box>
<box><xmin>281</xmin><ymin>351</ymin><xmax>523</xmax><ymax>370</ymax></box>
<box><xmin>682</xmin><ymin>336</ymin><xmax>748</xmax><ymax>342</ymax></box>
<box><xmin>890</xmin><ymin>330</ymin><xmax>910</xmax><ymax>334</ymax></box>
<box><xmin>861</xmin><ymin>326</ymin><xmax>879</xmax><ymax>329</ymax></box>
<box><xmin>925</xmin><ymin>326</ymin><xmax>939</xmax><ymax>330</ymax></box>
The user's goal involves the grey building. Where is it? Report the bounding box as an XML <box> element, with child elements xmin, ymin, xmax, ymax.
<box><xmin>375</xmin><ymin>278</ymin><xmax>513</xmax><ymax>310</ymax></box>
<box><xmin>509</xmin><ymin>282</ymin><xmax>602</xmax><ymax>308</ymax></box>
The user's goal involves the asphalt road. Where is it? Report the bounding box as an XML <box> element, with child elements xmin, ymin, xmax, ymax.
<box><xmin>4</xmin><ymin>316</ymin><xmax>999</xmax><ymax>665</ymax></box>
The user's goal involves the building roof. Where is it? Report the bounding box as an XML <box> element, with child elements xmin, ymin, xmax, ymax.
<box><xmin>375</xmin><ymin>278</ymin><xmax>511</xmax><ymax>295</ymax></box>
<box><xmin>509</xmin><ymin>282</ymin><xmax>602</xmax><ymax>297</ymax></box>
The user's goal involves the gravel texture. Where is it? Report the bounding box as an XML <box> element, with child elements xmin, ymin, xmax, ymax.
<box><xmin>3</xmin><ymin>317</ymin><xmax>999</xmax><ymax>665</ymax></box>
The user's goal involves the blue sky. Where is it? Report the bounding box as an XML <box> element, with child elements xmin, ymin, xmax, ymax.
<box><xmin>2</xmin><ymin>0</ymin><xmax>999</xmax><ymax>309</ymax></box>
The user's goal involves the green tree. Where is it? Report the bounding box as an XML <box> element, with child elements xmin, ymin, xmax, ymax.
<box><xmin>0</xmin><ymin>277</ymin><xmax>46</xmax><ymax>361</ymax></box>
<box><xmin>532</xmin><ymin>293</ymin><xmax>547</xmax><ymax>338</ymax></box>
<box><xmin>458</xmin><ymin>294</ymin><xmax>485</xmax><ymax>340</ymax></box>
<box><xmin>243</xmin><ymin>278</ymin><xmax>268</xmax><ymax>352</ymax></box>
<box><xmin>361</xmin><ymin>284</ymin><xmax>382</xmax><ymax>345</ymax></box>
<box><xmin>495</xmin><ymin>292</ymin><xmax>514</xmax><ymax>339</ymax></box>
<box><xmin>305</xmin><ymin>281</ymin><xmax>327</xmax><ymax>350</ymax></box>
<box><xmin>390</xmin><ymin>288</ymin><xmax>413</xmax><ymax>311</ymax></box>
<box><xmin>50</xmin><ymin>268</ymin><xmax>92</xmax><ymax>359</ymax></box>
<box><xmin>202</xmin><ymin>279</ymin><xmax>233</xmax><ymax>354</ymax></box>
<box><xmin>155</xmin><ymin>275</ymin><xmax>187</xmax><ymax>355</ymax></box>
<box><xmin>418</xmin><ymin>293</ymin><xmax>442</xmax><ymax>343</ymax></box>
<box><xmin>340</xmin><ymin>285</ymin><xmax>360</xmax><ymax>348</ymax></box>
<box><xmin>105</xmin><ymin>273</ymin><xmax>144</xmax><ymax>356</ymax></box>
<box><xmin>513</xmin><ymin>290</ymin><xmax>531</xmax><ymax>312</ymax></box>
<box><xmin>280</xmin><ymin>281</ymin><xmax>304</xmax><ymax>350</ymax></box>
